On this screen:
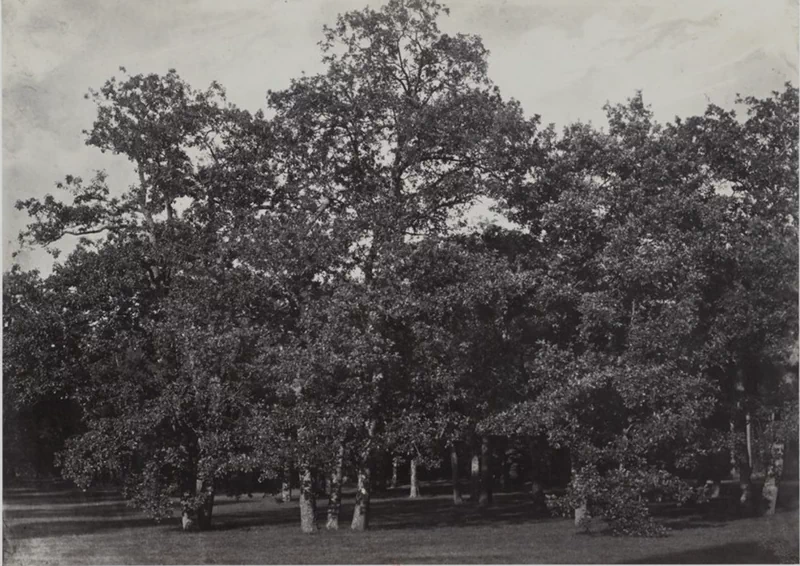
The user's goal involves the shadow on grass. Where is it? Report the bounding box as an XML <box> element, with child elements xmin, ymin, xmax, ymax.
<box><xmin>621</xmin><ymin>541</ymin><xmax>796</xmax><ymax>564</ymax></box>
<box><xmin>5</xmin><ymin>516</ymin><xmax>158</xmax><ymax>540</ymax></box>
<box><xmin>6</xmin><ymin>480</ymin><xmax>797</xmax><ymax>543</ymax></box>
<box><xmin>3</xmin><ymin>501</ymin><xmax>134</xmax><ymax>521</ymax></box>
<box><xmin>367</xmin><ymin>492</ymin><xmax>551</xmax><ymax>531</ymax></box>
<box><xmin>4</xmin><ymin>489</ymin><xmax>121</xmax><ymax>506</ymax></box>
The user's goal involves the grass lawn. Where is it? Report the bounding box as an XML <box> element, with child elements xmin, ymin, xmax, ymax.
<box><xmin>3</xmin><ymin>480</ymin><xmax>798</xmax><ymax>564</ymax></box>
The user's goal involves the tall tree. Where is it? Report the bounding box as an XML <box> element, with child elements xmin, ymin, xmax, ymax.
<box><xmin>264</xmin><ymin>0</ymin><xmax>536</xmax><ymax>530</ymax></box>
<box><xmin>14</xmin><ymin>70</ymin><xmax>287</xmax><ymax>529</ymax></box>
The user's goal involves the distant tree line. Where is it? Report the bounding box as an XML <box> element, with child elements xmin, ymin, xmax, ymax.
<box><xmin>4</xmin><ymin>0</ymin><xmax>797</xmax><ymax>537</ymax></box>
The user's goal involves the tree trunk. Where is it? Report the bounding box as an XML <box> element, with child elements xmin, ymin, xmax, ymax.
<box><xmin>509</xmin><ymin>461</ymin><xmax>520</xmax><ymax>487</ymax></box>
<box><xmin>195</xmin><ymin>478</ymin><xmax>214</xmax><ymax>531</ymax></box>
<box><xmin>738</xmin><ymin>459</ymin><xmax>755</xmax><ymax>515</ymax></box>
<box><xmin>571</xmin><ymin>463</ymin><xmax>589</xmax><ymax>528</ymax></box>
<box><xmin>374</xmin><ymin>448</ymin><xmax>387</xmax><ymax>493</ymax></box>
<box><xmin>181</xmin><ymin>476</ymin><xmax>196</xmax><ymax>531</ymax></box>
<box><xmin>478</xmin><ymin>435</ymin><xmax>493</xmax><ymax>507</ymax></box>
<box><xmin>350</xmin><ymin>464</ymin><xmax>372</xmax><ymax>531</ymax></box>
<box><xmin>181</xmin><ymin>509</ymin><xmax>194</xmax><ymax>531</ymax></box>
<box><xmin>574</xmin><ymin>500</ymin><xmax>589</xmax><ymax>528</ymax></box>
<box><xmin>450</xmin><ymin>443</ymin><xmax>463</xmax><ymax>505</ymax></box>
<box><xmin>181</xmin><ymin>476</ymin><xmax>214</xmax><ymax>531</ymax></box>
<box><xmin>705</xmin><ymin>479</ymin><xmax>722</xmax><ymax>499</ymax></box>
<box><xmin>729</xmin><ymin>419</ymin><xmax>740</xmax><ymax>481</ymax></box>
<box><xmin>390</xmin><ymin>457</ymin><xmax>398</xmax><ymax>489</ymax></box>
<box><xmin>409</xmin><ymin>458</ymin><xmax>420</xmax><ymax>498</ymax></box>
<box><xmin>762</xmin><ymin>442</ymin><xmax>785</xmax><ymax>516</ymax></box>
<box><xmin>529</xmin><ymin>437</ymin><xmax>546</xmax><ymax>509</ymax></box>
<box><xmin>470</xmin><ymin>446</ymin><xmax>480</xmax><ymax>502</ymax></box>
<box><xmin>281</xmin><ymin>460</ymin><xmax>293</xmax><ymax>503</ymax></box>
<box><xmin>326</xmin><ymin>443</ymin><xmax>345</xmax><ymax>530</ymax></box>
<box><xmin>499</xmin><ymin>450</ymin><xmax>509</xmax><ymax>492</ymax></box>
<box><xmin>745</xmin><ymin>412</ymin><xmax>753</xmax><ymax>469</ymax></box>
<box><xmin>299</xmin><ymin>467</ymin><xmax>318</xmax><ymax>533</ymax></box>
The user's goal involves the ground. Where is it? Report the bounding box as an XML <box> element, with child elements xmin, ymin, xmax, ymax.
<box><xmin>3</xmin><ymin>480</ymin><xmax>798</xmax><ymax>564</ymax></box>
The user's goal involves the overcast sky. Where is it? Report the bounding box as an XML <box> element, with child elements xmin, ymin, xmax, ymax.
<box><xmin>3</xmin><ymin>0</ymin><xmax>798</xmax><ymax>273</ymax></box>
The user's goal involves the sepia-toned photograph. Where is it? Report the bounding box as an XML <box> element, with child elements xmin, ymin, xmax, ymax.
<box><xmin>3</xmin><ymin>0</ymin><xmax>798</xmax><ymax>563</ymax></box>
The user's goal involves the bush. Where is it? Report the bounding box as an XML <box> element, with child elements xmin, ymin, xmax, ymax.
<box><xmin>547</xmin><ymin>465</ymin><xmax>695</xmax><ymax>536</ymax></box>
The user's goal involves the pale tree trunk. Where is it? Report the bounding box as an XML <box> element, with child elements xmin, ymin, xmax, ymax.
<box><xmin>705</xmin><ymin>480</ymin><xmax>722</xmax><ymax>499</ymax></box>
<box><xmin>180</xmin><ymin>468</ymin><xmax>197</xmax><ymax>531</ymax></box>
<box><xmin>326</xmin><ymin>443</ymin><xmax>345</xmax><ymax>530</ymax></box>
<box><xmin>478</xmin><ymin>435</ymin><xmax>493</xmax><ymax>507</ymax></box>
<box><xmin>738</xmin><ymin>459</ymin><xmax>755</xmax><ymax>513</ymax></box>
<box><xmin>571</xmin><ymin>464</ymin><xmax>589</xmax><ymax>528</ymax></box>
<box><xmin>181</xmin><ymin>476</ymin><xmax>215</xmax><ymax>531</ymax></box>
<box><xmin>350</xmin><ymin>464</ymin><xmax>372</xmax><ymax>531</ymax></box>
<box><xmin>574</xmin><ymin>502</ymin><xmax>589</xmax><ymax>528</ymax></box>
<box><xmin>390</xmin><ymin>457</ymin><xmax>399</xmax><ymax>489</ymax></box>
<box><xmin>181</xmin><ymin>509</ymin><xmax>194</xmax><ymax>531</ymax></box>
<box><xmin>450</xmin><ymin>443</ymin><xmax>463</xmax><ymax>505</ymax></box>
<box><xmin>730</xmin><ymin>419</ymin><xmax>740</xmax><ymax>481</ymax></box>
<box><xmin>409</xmin><ymin>458</ymin><xmax>420</xmax><ymax>498</ymax></box>
<box><xmin>470</xmin><ymin>445</ymin><xmax>480</xmax><ymax>502</ymax></box>
<box><xmin>745</xmin><ymin>412</ymin><xmax>753</xmax><ymax>470</ymax></box>
<box><xmin>762</xmin><ymin>438</ymin><xmax>785</xmax><ymax>516</ymax></box>
<box><xmin>733</xmin><ymin>410</ymin><xmax>756</xmax><ymax>514</ymax></box>
<box><xmin>299</xmin><ymin>466</ymin><xmax>318</xmax><ymax>533</ymax></box>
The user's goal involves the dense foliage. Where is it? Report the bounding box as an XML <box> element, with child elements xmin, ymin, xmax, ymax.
<box><xmin>5</xmin><ymin>0</ymin><xmax>797</xmax><ymax>537</ymax></box>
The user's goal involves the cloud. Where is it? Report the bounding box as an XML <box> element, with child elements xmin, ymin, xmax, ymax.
<box><xmin>3</xmin><ymin>0</ymin><xmax>798</xmax><ymax>272</ymax></box>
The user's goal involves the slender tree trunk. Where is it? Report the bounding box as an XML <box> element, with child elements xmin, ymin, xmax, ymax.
<box><xmin>729</xmin><ymin>419</ymin><xmax>740</xmax><ymax>481</ymax></box>
<box><xmin>745</xmin><ymin>412</ymin><xmax>753</xmax><ymax>469</ymax></box>
<box><xmin>499</xmin><ymin>449</ymin><xmax>509</xmax><ymax>492</ymax></box>
<box><xmin>350</xmin><ymin>464</ymin><xmax>372</xmax><ymax>531</ymax></box>
<box><xmin>529</xmin><ymin>438</ymin><xmax>546</xmax><ymax>509</ymax></box>
<box><xmin>730</xmin><ymin>406</ymin><xmax>756</xmax><ymax>515</ymax></box>
<box><xmin>390</xmin><ymin>457</ymin><xmax>398</xmax><ymax>489</ymax></box>
<box><xmin>450</xmin><ymin>443</ymin><xmax>463</xmax><ymax>505</ymax></box>
<box><xmin>478</xmin><ymin>435</ymin><xmax>493</xmax><ymax>507</ymax></box>
<box><xmin>470</xmin><ymin>444</ymin><xmax>480</xmax><ymax>502</ymax></box>
<box><xmin>409</xmin><ymin>458</ymin><xmax>420</xmax><ymax>498</ymax></box>
<box><xmin>762</xmin><ymin>440</ymin><xmax>785</xmax><ymax>516</ymax></box>
<box><xmin>299</xmin><ymin>466</ymin><xmax>318</xmax><ymax>533</ymax></box>
<box><xmin>374</xmin><ymin>448</ymin><xmax>387</xmax><ymax>493</ymax></box>
<box><xmin>509</xmin><ymin>461</ymin><xmax>520</xmax><ymax>487</ymax></box>
<box><xmin>181</xmin><ymin>477</ymin><xmax>195</xmax><ymax>531</ymax></box>
<box><xmin>738</xmin><ymin>458</ymin><xmax>755</xmax><ymax>514</ymax></box>
<box><xmin>281</xmin><ymin>460</ymin><xmax>293</xmax><ymax>503</ymax></box>
<box><xmin>326</xmin><ymin>443</ymin><xmax>345</xmax><ymax>530</ymax></box>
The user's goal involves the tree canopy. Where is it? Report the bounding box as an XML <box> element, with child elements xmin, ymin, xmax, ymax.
<box><xmin>6</xmin><ymin>0</ymin><xmax>797</xmax><ymax>537</ymax></box>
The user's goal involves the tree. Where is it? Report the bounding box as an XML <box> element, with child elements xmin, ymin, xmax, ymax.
<box><xmin>490</xmin><ymin>91</ymin><xmax>780</xmax><ymax>535</ymax></box>
<box><xmin>264</xmin><ymin>0</ymin><xmax>536</xmax><ymax>530</ymax></box>
<box><xmin>686</xmin><ymin>84</ymin><xmax>798</xmax><ymax>513</ymax></box>
<box><xmin>13</xmin><ymin>70</ymin><xmax>288</xmax><ymax>530</ymax></box>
